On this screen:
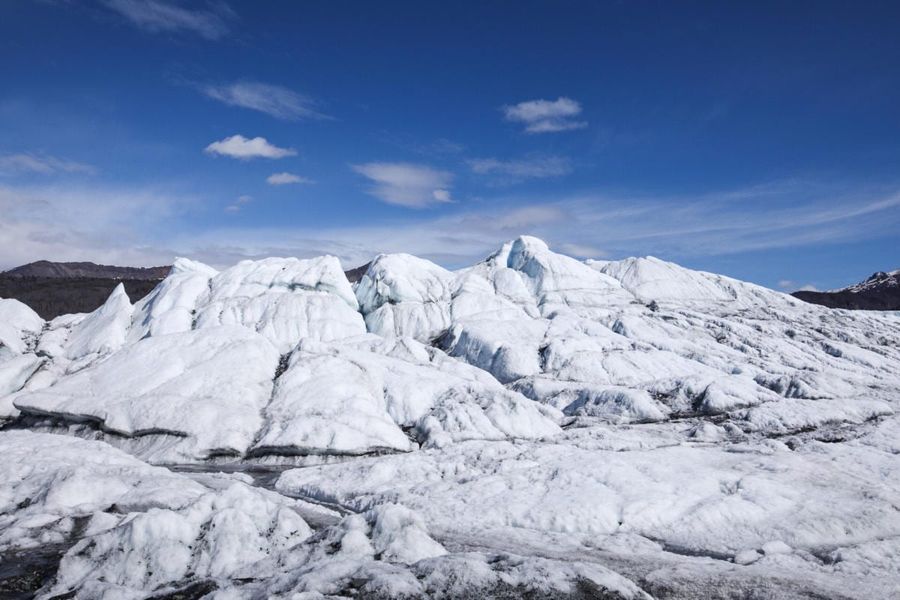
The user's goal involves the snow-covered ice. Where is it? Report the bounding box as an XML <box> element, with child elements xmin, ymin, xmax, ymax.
<box><xmin>14</xmin><ymin>326</ymin><xmax>281</xmax><ymax>462</ymax></box>
<box><xmin>1</xmin><ymin>236</ymin><xmax>899</xmax><ymax>598</ymax></box>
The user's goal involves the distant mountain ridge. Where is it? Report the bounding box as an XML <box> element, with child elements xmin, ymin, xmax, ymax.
<box><xmin>793</xmin><ymin>269</ymin><xmax>900</xmax><ymax>310</ymax></box>
<box><xmin>3</xmin><ymin>260</ymin><xmax>170</xmax><ymax>280</ymax></box>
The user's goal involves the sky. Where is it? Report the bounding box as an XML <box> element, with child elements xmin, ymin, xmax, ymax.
<box><xmin>1</xmin><ymin>1</ymin><xmax>899</xmax><ymax>291</ymax></box>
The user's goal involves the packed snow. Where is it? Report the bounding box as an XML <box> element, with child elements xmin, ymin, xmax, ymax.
<box><xmin>1</xmin><ymin>236</ymin><xmax>899</xmax><ymax>598</ymax></box>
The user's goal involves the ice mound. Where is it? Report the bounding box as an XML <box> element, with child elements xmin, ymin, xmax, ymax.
<box><xmin>63</xmin><ymin>283</ymin><xmax>133</xmax><ymax>363</ymax></box>
<box><xmin>2</xmin><ymin>236</ymin><xmax>900</xmax><ymax>450</ymax></box>
<box><xmin>0</xmin><ymin>431</ymin><xmax>206</xmax><ymax>554</ymax></box>
<box><xmin>356</xmin><ymin>253</ymin><xmax>453</xmax><ymax>341</ymax></box>
<box><xmin>49</xmin><ymin>482</ymin><xmax>312</xmax><ymax>598</ymax></box>
<box><xmin>0</xmin><ymin>298</ymin><xmax>43</xmax><ymax>356</ymax></box>
<box><xmin>128</xmin><ymin>257</ymin><xmax>218</xmax><ymax>341</ymax></box>
<box><xmin>0</xmin><ymin>299</ymin><xmax>47</xmax><ymax>420</ymax></box>
<box><xmin>346</xmin><ymin>237</ymin><xmax>900</xmax><ymax>433</ymax></box>
<box><xmin>252</xmin><ymin>334</ymin><xmax>561</xmax><ymax>457</ymax></box>
<box><xmin>592</xmin><ymin>255</ymin><xmax>806</xmax><ymax>310</ymax></box>
<box><xmin>193</xmin><ymin>255</ymin><xmax>366</xmax><ymax>353</ymax></box>
<box><xmin>14</xmin><ymin>326</ymin><xmax>280</xmax><ymax>461</ymax></box>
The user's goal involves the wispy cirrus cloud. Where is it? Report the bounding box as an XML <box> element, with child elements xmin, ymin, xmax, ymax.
<box><xmin>267</xmin><ymin>172</ymin><xmax>313</xmax><ymax>185</ymax></box>
<box><xmin>468</xmin><ymin>156</ymin><xmax>572</xmax><ymax>183</ymax></box>
<box><xmin>0</xmin><ymin>153</ymin><xmax>95</xmax><ymax>176</ymax></box>
<box><xmin>0</xmin><ymin>182</ymin><xmax>190</xmax><ymax>269</ymax></box>
<box><xmin>225</xmin><ymin>194</ymin><xmax>252</xmax><ymax>213</ymax></box>
<box><xmin>102</xmin><ymin>0</ymin><xmax>235</xmax><ymax>40</ymax></box>
<box><xmin>200</xmin><ymin>81</ymin><xmax>330</xmax><ymax>121</ymax></box>
<box><xmin>502</xmin><ymin>97</ymin><xmax>587</xmax><ymax>133</ymax></box>
<box><xmin>3</xmin><ymin>178</ymin><xmax>898</xmax><ymax>289</ymax></box>
<box><xmin>204</xmin><ymin>135</ymin><xmax>296</xmax><ymax>160</ymax></box>
<box><xmin>173</xmin><ymin>180</ymin><xmax>900</xmax><ymax>270</ymax></box>
<box><xmin>352</xmin><ymin>162</ymin><xmax>453</xmax><ymax>208</ymax></box>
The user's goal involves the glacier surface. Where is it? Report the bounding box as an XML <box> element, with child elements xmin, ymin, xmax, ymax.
<box><xmin>0</xmin><ymin>236</ymin><xmax>898</xmax><ymax>598</ymax></box>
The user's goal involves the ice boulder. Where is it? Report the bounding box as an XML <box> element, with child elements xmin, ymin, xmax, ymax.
<box><xmin>0</xmin><ymin>430</ymin><xmax>207</xmax><ymax>553</ymax></box>
<box><xmin>356</xmin><ymin>253</ymin><xmax>453</xmax><ymax>342</ymax></box>
<box><xmin>0</xmin><ymin>354</ymin><xmax>45</xmax><ymax>420</ymax></box>
<box><xmin>0</xmin><ymin>298</ymin><xmax>43</xmax><ymax>356</ymax></box>
<box><xmin>49</xmin><ymin>482</ymin><xmax>312</xmax><ymax>598</ymax></box>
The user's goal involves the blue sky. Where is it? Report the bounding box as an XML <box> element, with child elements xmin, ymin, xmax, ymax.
<box><xmin>1</xmin><ymin>1</ymin><xmax>898</xmax><ymax>291</ymax></box>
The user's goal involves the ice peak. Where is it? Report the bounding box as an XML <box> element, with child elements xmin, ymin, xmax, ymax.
<box><xmin>170</xmin><ymin>257</ymin><xmax>218</xmax><ymax>277</ymax></box>
<box><xmin>510</xmin><ymin>235</ymin><xmax>551</xmax><ymax>255</ymax></box>
<box><xmin>106</xmin><ymin>282</ymin><xmax>131</xmax><ymax>306</ymax></box>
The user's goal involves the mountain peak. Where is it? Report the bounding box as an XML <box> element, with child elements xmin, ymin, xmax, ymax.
<box><xmin>793</xmin><ymin>268</ymin><xmax>900</xmax><ymax>310</ymax></box>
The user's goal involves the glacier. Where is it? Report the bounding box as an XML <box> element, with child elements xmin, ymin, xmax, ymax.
<box><xmin>0</xmin><ymin>236</ymin><xmax>898</xmax><ymax>598</ymax></box>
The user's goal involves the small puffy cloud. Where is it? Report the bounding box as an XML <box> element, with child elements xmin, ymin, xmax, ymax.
<box><xmin>502</xmin><ymin>97</ymin><xmax>587</xmax><ymax>133</ymax></box>
<box><xmin>0</xmin><ymin>153</ymin><xmax>95</xmax><ymax>176</ymax></box>
<box><xmin>267</xmin><ymin>172</ymin><xmax>313</xmax><ymax>185</ymax></box>
<box><xmin>352</xmin><ymin>162</ymin><xmax>453</xmax><ymax>208</ymax></box>
<box><xmin>201</xmin><ymin>82</ymin><xmax>329</xmax><ymax>121</ymax></box>
<box><xmin>103</xmin><ymin>0</ymin><xmax>234</xmax><ymax>40</ymax></box>
<box><xmin>468</xmin><ymin>156</ymin><xmax>572</xmax><ymax>182</ymax></box>
<box><xmin>225</xmin><ymin>194</ymin><xmax>253</xmax><ymax>213</ymax></box>
<box><xmin>205</xmin><ymin>135</ymin><xmax>296</xmax><ymax>160</ymax></box>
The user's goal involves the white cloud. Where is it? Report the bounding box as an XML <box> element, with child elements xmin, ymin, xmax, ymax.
<box><xmin>468</xmin><ymin>156</ymin><xmax>572</xmax><ymax>181</ymax></box>
<box><xmin>204</xmin><ymin>135</ymin><xmax>296</xmax><ymax>160</ymax></box>
<box><xmin>778</xmin><ymin>280</ymin><xmax>820</xmax><ymax>292</ymax></box>
<box><xmin>103</xmin><ymin>0</ymin><xmax>234</xmax><ymax>40</ymax></box>
<box><xmin>225</xmin><ymin>194</ymin><xmax>253</xmax><ymax>213</ymax></box>
<box><xmin>267</xmin><ymin>172</ymin><xmax>313</xmax><ymax>185</ymax></box>
<box><xmin>201</xmin><ymin>82</ymin><xmax>329</xmax><ymax>121</ymax></box>
<box><xmin>351</xmin><ymin>162</ymin><xmax>453</xmax><ymax>208</ymax></box>
<box><xmin>502</xmin><ymin>97</ymin><xmax>587</xmax><ymax>133</ymax></box>
<box><xmin>0</xmin><ymin>153</ymin><xmax>95</xmax><ymax>176</ymax></box>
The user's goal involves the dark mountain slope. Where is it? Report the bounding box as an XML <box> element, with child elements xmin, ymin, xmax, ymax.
<box><xmin>1</xmin><ymin>260</ymin><xmax>375</xmax><ymax>320</ymax></box>
<box><xmin>793</xmin><ymin>270</ymin><xmax>900</xmax><ymax>311</ymax></box>
<box><xmin>0</xmin><ymin>277</ymin><xmax>161</xmax><ymax>320</ymax></box>
<box><xmin>4</xmin><ymin>261</ymin><xmax>170</xmax><ymax>280</ymax></box>
<box><xmin>0</xmin><ymin>261</ymin><xmax>169</xmax><ymax>319</ymax></box>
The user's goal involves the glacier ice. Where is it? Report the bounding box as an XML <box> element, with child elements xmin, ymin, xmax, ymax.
<box><xmin>1</xmin><ymin>236</ymin><xmax>899</xmax><ymax>598</ymax></box>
